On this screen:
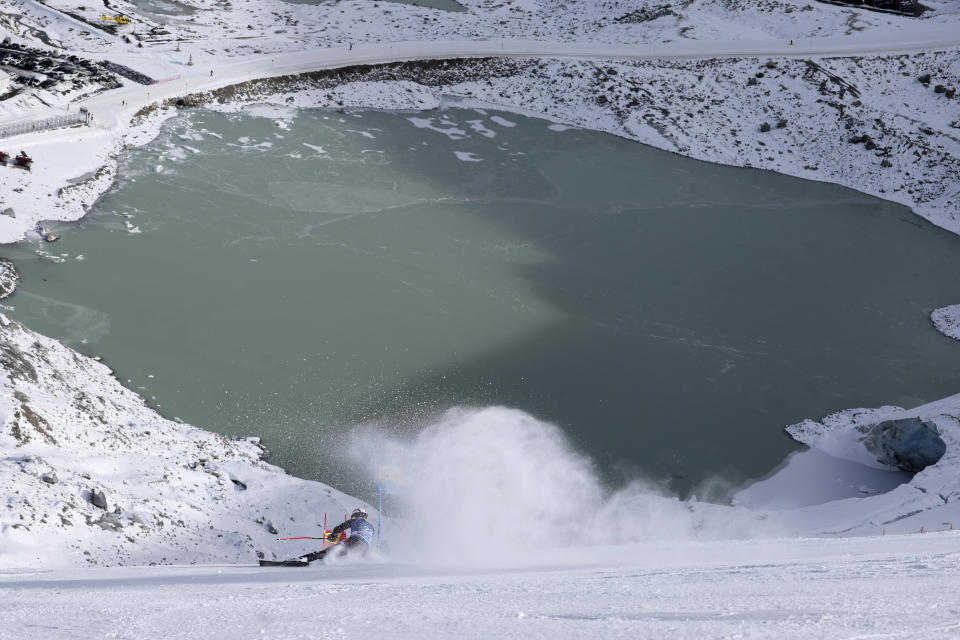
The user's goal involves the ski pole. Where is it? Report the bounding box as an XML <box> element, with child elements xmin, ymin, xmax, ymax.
<box><xmin>276</xmin><ymin>536</ymin><xmax>325</xmax><ymax>541</ymax></box>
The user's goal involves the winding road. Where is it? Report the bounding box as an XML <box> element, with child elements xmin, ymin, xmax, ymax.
<box><xmin>78</xmin><ymin>24</ymin><xmax>960</xmax><ymax>130</ymax></box>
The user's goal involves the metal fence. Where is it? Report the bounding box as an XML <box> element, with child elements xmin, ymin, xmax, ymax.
<box><xmin>0</xmin><ymin>112</ymin><xmax>87</xmax><ymax>139</ymax></box>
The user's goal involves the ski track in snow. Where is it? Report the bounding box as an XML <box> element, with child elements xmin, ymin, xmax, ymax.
<box><xmin>3</xmin><ymin>534</ymin><xmax>960</xmax><ymax>639</ymax></box>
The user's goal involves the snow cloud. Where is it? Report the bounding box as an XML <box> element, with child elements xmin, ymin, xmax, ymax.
<box><xmin>349</xmin><ymin>406</ymin><xmax>783</xmax><ymax>567</ymax></box>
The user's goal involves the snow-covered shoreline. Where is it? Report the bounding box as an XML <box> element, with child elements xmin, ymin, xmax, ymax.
<box><xmin>4</xmin><ymin>41</ymin><xmax>960</xmax><ymax>237</ymax></box>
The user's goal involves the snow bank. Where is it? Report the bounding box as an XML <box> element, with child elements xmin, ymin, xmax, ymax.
<box><xmin>739</xmin><ymin>395</ymin><xmax>960</xmax><ymax>535</ymax></box>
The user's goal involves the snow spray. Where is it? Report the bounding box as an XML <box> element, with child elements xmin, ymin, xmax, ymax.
<box><xmin>350</xmin><ymin>406</ymin><xmax>784</xmax><ymax>566</ymax></box>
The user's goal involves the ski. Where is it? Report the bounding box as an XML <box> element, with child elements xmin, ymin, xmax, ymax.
<box><xmin>258</xmin><ymin>559</ymin><xmax>310</xmax><ymax>567</ymax></box>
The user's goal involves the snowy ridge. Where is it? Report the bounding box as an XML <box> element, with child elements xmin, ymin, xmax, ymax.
<box><xmin>0</xmin><ymin>314</ymin><xmax>369</xmax><ymax>569</ymax></box>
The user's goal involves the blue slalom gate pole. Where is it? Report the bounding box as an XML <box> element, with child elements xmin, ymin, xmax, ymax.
<box><xmin>377</xmin><ymin>482</ymin><xmax>383</xmax><ymax>552</ymax></box>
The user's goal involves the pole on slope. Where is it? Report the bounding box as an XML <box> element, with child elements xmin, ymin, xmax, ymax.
<box><xmin>378</xmin><ymin>481</ymin><xmax>383</xmax><ymax>553</ymax></box>
<box><xmin>322</xmin><ymin>513</ymin><xmax>332</xmax><ymax>549</ymax></box>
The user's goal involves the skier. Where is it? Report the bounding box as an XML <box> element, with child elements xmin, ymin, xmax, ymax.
<box><xmin>261</xmin><ymin>508</ymin><xmax>374</xmax><ymax>566</ymax></box>
<box><xmin>305</xmin><ymin>508</ymin><xmax>374</xmax><ymax>562</ymax></box>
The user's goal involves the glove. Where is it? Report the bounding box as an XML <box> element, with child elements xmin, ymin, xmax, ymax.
<box><xmin>325</xmin><ymin>532</ymin><xmax>338</xmax><ymax>543</ymax></box>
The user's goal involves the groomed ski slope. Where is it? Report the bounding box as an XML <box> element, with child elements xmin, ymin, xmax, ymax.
<box><xmin>3</xmin><ymin>532</ymin><xmax>959</xmax><ymax>639</ymax></box>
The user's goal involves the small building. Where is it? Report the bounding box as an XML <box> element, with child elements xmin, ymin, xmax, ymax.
<box><xmin>0</xmin><ymin>70</ymin><xmax>10</xmax><ymax>94</ymax></box>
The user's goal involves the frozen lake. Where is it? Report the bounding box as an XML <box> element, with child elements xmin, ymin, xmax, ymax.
<box><xmin>8</xmin><ymin>107</ymin><xmax>960</xmax><ymax>497</ymax></box>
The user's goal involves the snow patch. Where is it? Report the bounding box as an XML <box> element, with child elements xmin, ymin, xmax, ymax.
<box><xmin>453</xmin><ymin>150</ymin><xmax>483</xmax><ymax>162</ymax></box>
<box><xmin>465</xmin><ymin>119</ymin><xmax>497</xmax><ymax>138</ymax></box>
<box><xmin>348</xmin><ymin>129</ymin><xmax>376</xmax><ymax>139</ymax></box>
<box><xmin>931</xmin><ymin>305</ymin><xmax>960</xmax><ymax>341</ymax></box>
<box><xmin>407</xmin><ymin>116</ymin><xmax>468</xmax><ymax>140</ymax></box>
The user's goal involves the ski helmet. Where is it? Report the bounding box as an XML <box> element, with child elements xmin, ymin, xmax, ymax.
<box><xmin>351</xmin><ymin>508</ymin><xmax>367</xmax><ymax>520</ymax></box>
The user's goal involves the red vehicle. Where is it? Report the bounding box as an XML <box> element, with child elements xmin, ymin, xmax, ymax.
<box><xmin>13</xmin><ymin>151</ymin><xmax>31</xmax><ymax>170</ymax></box>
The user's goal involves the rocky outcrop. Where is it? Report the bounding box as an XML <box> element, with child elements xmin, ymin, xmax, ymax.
<box><xmin>91</xmin><ymin>489</ymin><xmax>108</xmax><ymax>511</ymax></box>
<box><xmin>863</xmin><ymin>418</ymin><xmax>946</xmax><ymax>473</ymax></box>
<box><xmin>0</xmin><ymin>314</ymin><xmax>365</xmax><ymax>569</ymax></box>
<box><xmin>0</xmin><ymin>258</ymin><xmax>18</xmax><ymax>299</ymax></box>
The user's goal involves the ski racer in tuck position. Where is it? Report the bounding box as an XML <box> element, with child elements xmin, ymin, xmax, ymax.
<box><xmin>261</xmin><ymin>508</ymin><xmax>375</xmax><ymax>566</ymax></box>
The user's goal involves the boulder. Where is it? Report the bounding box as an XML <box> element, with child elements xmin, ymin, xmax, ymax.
<box><xmin>863</xmin><ymin>418</ymin><xmax>946</xmax><ymax>473</ymax></box>
<box><xmin>90</xmin><ymin>512</ymin><xmax>123</xmax><ymax>532</ymax></box>
<box><xmin>91</xmin><ymin>488</ymin><xmax>109</xmax><ymax>510</ymax></box>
